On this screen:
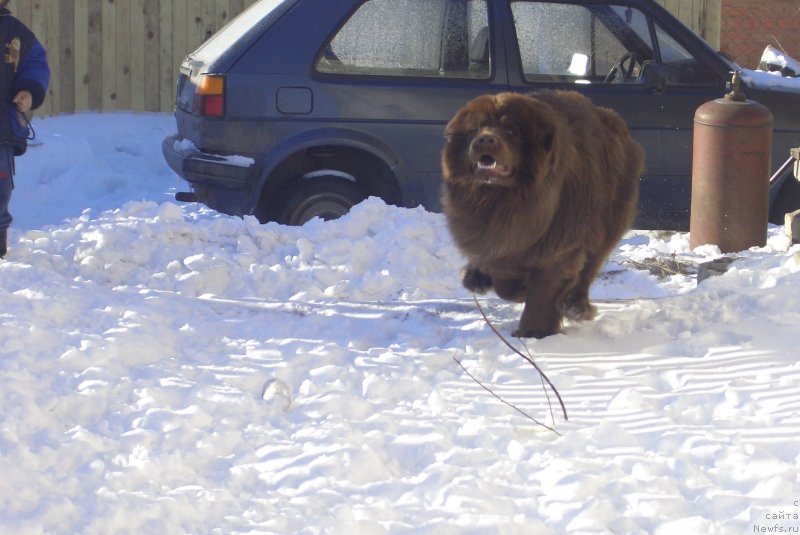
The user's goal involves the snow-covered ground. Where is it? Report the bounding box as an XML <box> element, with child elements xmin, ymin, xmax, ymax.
<box><xmin>2</xmin><ymin>112</ymin><xmax>800</xmax><ymax>534</ymax></box>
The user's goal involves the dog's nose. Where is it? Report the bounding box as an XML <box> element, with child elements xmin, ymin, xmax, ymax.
<box><xmin>473</xmin><ymin>133</ymin><xmax>497</xmax><ymax>148</ymax></box>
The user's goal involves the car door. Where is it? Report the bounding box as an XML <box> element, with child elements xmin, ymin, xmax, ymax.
<box><xmin>306</xmin><ymin>0</ymin><xmax>510</xmax><ymax>212</ymax></box>
<box><xmin>502</xmin><ymin>0</ymin><xmax>728</xmax><ymax>230</ymax></box>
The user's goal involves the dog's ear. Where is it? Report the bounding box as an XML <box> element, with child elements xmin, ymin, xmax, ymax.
<box><xmin>527</xmin><ymin>118</ymin><xmax>555</xmax><ymax>154</ymax></box>
<box><xmin>537</xmin><ymin>110</ymin><xmax>561</xmax><ymax>154</ymax></box>
<box><xmin>447</xmin><ymin>95</ymin><xmax>496</xmax><ymax>138</ymax></box>
<box><xmin>516</xmin><ymin>97</ymin><xmax>556</xmax><ymax>153</ymax></box>
<box><xmin>444</xmin><ymin>113</ymin><xmax>458</xmax><ymax>137</ymax></box>
<box><xmin>445</xmin><ymin>110</ymin><xmax>470</xmax><ymax>140</ymax></box>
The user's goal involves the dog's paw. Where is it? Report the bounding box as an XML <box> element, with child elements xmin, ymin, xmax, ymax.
<box><xmin>512</xmin><ymin>326</ymin><xmax>557</xmax><ymax>339</ymax></box>
<box><xmin>562</xmin><ymin>291</ymin><xmax>597</xmax><ymax>321</ymax></box>
<box><xmin>563</xmin><ymin>301</ymin><xmax>597</xmax><ymax>321</ymax></box>
<box><xmin>461</xmin><ymin>266</ymin><xmax>493</xmax><ymax>294</ymax></box>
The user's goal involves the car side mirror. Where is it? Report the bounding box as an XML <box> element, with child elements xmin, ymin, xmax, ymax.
<box><xmin>640</xmin><ymin>61</ymin><xmax>666</xmax><ymax>92</ymax></box>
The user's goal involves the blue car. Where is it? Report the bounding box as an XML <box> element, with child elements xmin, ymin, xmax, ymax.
<box><xmin>162</xmin><ymin>0</ymin><xmax>800</xmax><ymax>230</ymax></box>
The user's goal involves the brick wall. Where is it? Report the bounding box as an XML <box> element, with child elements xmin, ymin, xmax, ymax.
<box><xmin>720</xmin><ymin>0</ymin><xmax>800</xmax><ymax>69</ymax></box>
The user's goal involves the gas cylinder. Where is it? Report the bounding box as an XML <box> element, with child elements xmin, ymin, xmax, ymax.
<box><xmin>689</xmin><ymin>72</ymin><xmax>773</xmax><ymax>253</ymax></box>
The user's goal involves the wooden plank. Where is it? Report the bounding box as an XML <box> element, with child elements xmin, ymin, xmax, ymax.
<box><xmin>216</xmin><ymin>0</ymin><xmax>232</xmax><ymax>31</ymax></box>
<box><xmin>44</xmin><ymin>1</ymin><xmax>64</xmax><ymax>117</ymax></box>
<box><xmin>658</xmin><ymin>0</ymin><xmax>719</xmax><ymax>47</ymax></box>
<box><xmin>102</xmin><ymin>0</ymin><xmax>117</xmax><ymax>110</ymax></box>
<box><xmin>221</xmin><ymin>0</ymin><xmax>249</xmax><ymax>29</ymax></box>
<box><xmin>173</xmin><ymin>0</ymin><xmax>189</xmax><ymax>76</ymax></box>
<box><xmin>115</xmin><ymin>0</ymin><xmax>132</xmax><ymax>110</ymax></box>
<box><xmin>186</xmin><ymin>1</ymin><xmax>200</xmax><ymax>54</ymax></box>
<box><xmin>8</xmin><ymin>1</ymin><xmax>32</xmax><ymax>26</ymax></box>
<box><xmin>667</xmin><ymin>1</ymin><xmax>685</xmax><ymax>27</ymax></box>
<box><xmin>679</xmin><ymin>1</ymin><xmax>694</xmax><ymax>32</ymax></box>
<box><xmin>87</xmin><ymin>0</ymin><xmax>103</xmax><ymax>111</ymax></box>
<box><xmin>704</xmin><ymin>0</ymin><xmax>722</xmax><ymax>49</ymax></box>
<box><xmin>159</xmin><ymin>0</ymin><xmax>174</xmax><ymax>112</ymax></box>
<box><xmin>29</xmin><ymin>1</ymin><xmax>52</xmax><ymax>117</ymax></box>
<box><xmin>204</xmin><ymin>0</ymin><xmax>218</xmax><ymax>41</ymax></box>
<box><xmin>129</xmin><ymin>0</ymin><xmax>146</xmax><ymax>111</ymax></box>
<box><xmin>74</xmin><ymin>0</ymin><xmax>90</xmax><ymax>111</ymax></box>
<box><xmin>187</xmin><ymin>0</ymin><xmax>213</xmax><ymax>53</ymax></box>
<box><xmin>58</xmin><ymin>0</ymin><xmax>76</xmax><ymax>114</ymax></box>
<box><xmin>693</xmin><ymin>0</ymin><xmax>706</xmax><ymax>41</ymax></box>
<box><xmin>142</xmin><ymin>0</ymin><xmax>160</xmax><ymax>112</ymax></box>
<box><xmin>230</xmin><ymin>0</ymin><xmax>245</xmax><ymax>16</ymax></box>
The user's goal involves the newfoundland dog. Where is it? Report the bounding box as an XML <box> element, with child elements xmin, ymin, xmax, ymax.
<box><xmin>441</xmin><ymin>90</ymin><xmax>643</xmax><ymax>338</ymax></box>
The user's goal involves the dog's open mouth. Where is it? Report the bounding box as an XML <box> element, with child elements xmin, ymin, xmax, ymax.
<box><xmin>476</xmin><ymin>155</ymin><xmax>512</xmax><ymax>177</ymax></box>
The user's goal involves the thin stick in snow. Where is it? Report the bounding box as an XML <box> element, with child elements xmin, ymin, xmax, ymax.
<box><xmin>453</xmin><ymin>356</ymin><xmax>561</xmax><ymax>435</ymax></box>
<box><xmin>472</xmin><ymin>294</ymin><xmax>569</xmax><ymax>422</ymax></box>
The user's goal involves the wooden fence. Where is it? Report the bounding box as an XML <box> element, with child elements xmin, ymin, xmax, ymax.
<box><xmin>8</xmin><ymin>0</ymin><xmax>720</xmax><ymax>117</ymax></box>
<box><xmin>657</xmin><ymin>0</ymin><xmax>721</xmax><ymax>48</ymax></box>
<box><xmin>7</xmin><ymin>0</ymin><xmax>258</xmax><ymax>117</ymax></box>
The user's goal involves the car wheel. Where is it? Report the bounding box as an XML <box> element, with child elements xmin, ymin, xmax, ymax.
<box><xmin>276</xmin><ymin>177</ymin><xmax>367</xmax><ymax>226</ymax></box>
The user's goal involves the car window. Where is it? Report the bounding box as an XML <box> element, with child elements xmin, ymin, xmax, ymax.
<box><xmin>511</xmin><ymin>2</ymin><xmax>652</xmax><ymax>83</ymax></box>
<box><xmin>511</xmin><ymin>1</ymin><xmax>717</xmax><ymax>86</ymax></box>
<box><xmin>315</xmin><ymin>0</ymin><xmax>490</xmax><ymax>79</ymax></box>
<box><xmin>653</xmin><ymin>24</ymin><xmax>718</xmax><ymax>85</ymax></box>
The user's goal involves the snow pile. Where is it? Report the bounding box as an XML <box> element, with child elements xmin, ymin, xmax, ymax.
<box><xmin>2</xmin><ymin>113</ymin><xmax>800</xmax><ymax>534</ymax></box>
<box><xmin>758</xmin><ymin>45</ymin><xmax>800</xmax><ymax>77</ymax></box>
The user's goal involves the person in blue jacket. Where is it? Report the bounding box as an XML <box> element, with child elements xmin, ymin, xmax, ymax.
<box><xmin>0</xmin><ymin>0</ymin><xmax>50</xmax><ymax>258</ymax></box>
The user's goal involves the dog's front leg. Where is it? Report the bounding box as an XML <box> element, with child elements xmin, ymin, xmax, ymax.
<box><xmin>461</xmin><ymin>264</ymin><xmax>493</xmax><ymax>294</ymax></box>
<box><xmin>512</xmin><ymin>267</ymin><xmax>575</xmax><ymax>338</ymax></box>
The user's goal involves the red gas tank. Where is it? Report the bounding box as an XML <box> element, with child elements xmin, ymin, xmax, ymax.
<box><xmin>690</xmin><ymin>72</ymin><xmax>773</xmax><ymax>253</ymax></box>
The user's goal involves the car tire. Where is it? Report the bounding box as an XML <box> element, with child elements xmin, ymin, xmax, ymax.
<box><xmin>275</xmin><ymin>177</ymin><xmax>367</xmax><ymax>226</ymax></box>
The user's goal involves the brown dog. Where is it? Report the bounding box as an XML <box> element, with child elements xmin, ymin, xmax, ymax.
<box><xmin>441</xmin><ymin>90</ymin><xmax>643</xmax><ymax>338</ymax></box>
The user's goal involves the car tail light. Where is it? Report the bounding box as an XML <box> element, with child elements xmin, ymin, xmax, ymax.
<box><xmin>194</xmin><ymin>74</ymin><xmax>225</xmax><ymax>117</ymax></box>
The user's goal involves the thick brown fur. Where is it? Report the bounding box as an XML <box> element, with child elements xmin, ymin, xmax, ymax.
<box><xmin>441</xmin><ymin>90</ymin><xmax>644</xmax><ymax>338</ymax></box>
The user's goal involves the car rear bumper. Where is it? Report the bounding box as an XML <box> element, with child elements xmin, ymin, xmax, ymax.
<box><xmin>161</xmin><ymin>134</ymin><xmax>255</xmax><ymax>190</ymax></box>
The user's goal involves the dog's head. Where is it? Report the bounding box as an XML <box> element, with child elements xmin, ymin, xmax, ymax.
<box><xmin>442</xmin><ymin>92</ymin><xmax>560</xmax><ymax>189</ymax></box>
